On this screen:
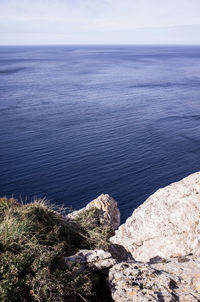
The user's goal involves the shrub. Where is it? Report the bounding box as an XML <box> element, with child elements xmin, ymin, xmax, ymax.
<box><xmin>0</xmin><ymin>197</ymin><xmax>112</xmax><ymax>301</ymax></box>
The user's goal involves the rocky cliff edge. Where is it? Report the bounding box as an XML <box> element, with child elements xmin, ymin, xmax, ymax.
<box><xmin>68</xmin><ymin>172</ymin><xmax>200</xmax><ymax>301</ymax></box>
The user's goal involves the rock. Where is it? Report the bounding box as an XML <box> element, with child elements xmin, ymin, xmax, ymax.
<box><xmin>109</xmin><ymin>261</ymin><xmax>179</xmax><ymax>302</ymax></box>
<box><xmin>69</xmin><ymin>194</ymin><xmax>120</xmax><ymax>230</ymax></box>
<box><xmin>109</xmin><ymin>243</ymin><xmax>134</xmax><ymax>262</ymax></box>
<box><xmin>110</xmin><ymin>172</ymin><xmax>200</xmax><ymax>261</ymax></box>
<box><xmin>151</xmin><ymin>254</ymin><xmax>200</xmax><ymax>293</ymax></box>
<box><xmin>65</xmin><ymin>249</ymin><xmax>116</xmax><ymax>270</ymax></box>
<box><xmin>109</xmin><ymin>254</ymin><xmax>200</xmax><ymax>302</ymax></box>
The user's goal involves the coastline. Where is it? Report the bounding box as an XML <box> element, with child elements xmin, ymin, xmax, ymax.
<box><xmin>1</xmin><ymin>171</ymin><xmax>200</xmax><ymax>301</ymax></box>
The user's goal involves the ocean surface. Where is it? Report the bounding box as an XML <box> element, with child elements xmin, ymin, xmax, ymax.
<box><xmin>1</xmin><ymin>45</ymin><xmax>200</xmax><ymax>222</ymax></box>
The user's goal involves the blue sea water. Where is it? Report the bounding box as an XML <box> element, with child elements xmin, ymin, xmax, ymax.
<box><xmin>0</xmin><ymin>45</ymin><xmax>200</xmax><ymax>222</ymax></box>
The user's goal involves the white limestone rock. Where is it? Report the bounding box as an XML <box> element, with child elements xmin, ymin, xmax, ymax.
<box><xmin>110</xmin><ymin>172</ymin><xmax>200</xmax><ymax>261</ymax></box>
<box><xmin>109</xmin><ymin>254</ymin><xmax>200</xmax><ymax>302</ymax></box>
<box><xmin>109</xmin><ymin>261</ymin><xmax>179</xmax><ymax>302</ymax></box>
<box><xmin>65</xmin><ymin>249</ymin><xmax>116</xmax><ymax>270</ymax></box>
<box><xmin>152</xmin><ymin>254</ymin><xmax>200</xmax><ymax>298</ymax></box>
<box><xmin>68</xmin><ymin>194</ymin><xmax>120</xmax><ymax>230</ymax></box>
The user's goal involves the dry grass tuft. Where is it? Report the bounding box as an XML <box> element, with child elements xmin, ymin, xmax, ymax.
<box><xmin>0</xmin><ymin>197</ymin><xmax>113</xmax><ymax>302</ymax></box>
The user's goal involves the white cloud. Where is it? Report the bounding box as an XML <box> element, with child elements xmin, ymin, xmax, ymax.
<box><xmin>0</xmin><ymin>0</ymin><xmax>200</xmax><ymax>45</ymax></box>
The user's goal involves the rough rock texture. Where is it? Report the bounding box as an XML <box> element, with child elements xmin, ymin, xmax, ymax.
<box><xmin>152</xmin><ymin>254</ymin><xmax>200</xmax><ymax>299</ymax></box>
<box><xmin>109</xmin><ymin>254</ymin><xmax>200</xmax><ymax>302</ymax></box>
<box><xmin>110</xmin><ymin>172</ymin><xmax>200</xmax><ymax>261</ymax></box>
<box><xmin>69</xmin><ymin>194</ymin><xmax>120</xmax><ymax>230</ymax></box>
<box><xmin>65</xmin><ymin>249</ymin><xmax>116</xmax><ymax>270</ymax></box>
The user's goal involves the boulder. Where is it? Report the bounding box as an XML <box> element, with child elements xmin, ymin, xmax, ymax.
<box><xmin>109</xmin><ymin>254</ymin><xmax>200</xmax><ymax>302</ymax></box>
<box><xmin>68</xmin><ymin>194</ymin><xmax>120</xmax><ymax>230</ymax></box>
<box><xmin>110</xmin><ymin>172</ymin><xmax>200</xmax><ymax>261</ymax></box>
<box><xmin>65</xmin><ymin>249</ymin><xmax>116</xmax><ymax>270</ymax></box>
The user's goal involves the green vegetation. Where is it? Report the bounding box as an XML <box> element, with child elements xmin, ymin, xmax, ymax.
<box><xmin>0</xmin><ymin>197</ymin><xmax>112</xmax><ymax>302</ymax></box>
<box><xmin>74</xmin><ymin>207</ymin><xmax>113</xmax><ymax>251</ymax></box>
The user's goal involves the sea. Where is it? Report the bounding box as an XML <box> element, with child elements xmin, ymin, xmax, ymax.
<box><xmin>1</xmin><ymin>45</ymin><xmax>200</xmax><ymax>222</ymax></box>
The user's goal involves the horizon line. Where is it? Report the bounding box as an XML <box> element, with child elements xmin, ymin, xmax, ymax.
<box><xmin>1</xmin><ymin>43</ymin><xmax>200</xmax><ymax>47</ymax></box>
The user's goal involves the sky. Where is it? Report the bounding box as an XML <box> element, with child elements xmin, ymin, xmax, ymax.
<box><xmin>0</xmin><ymin>0</ymin><xmax>200</xmax><ymax>45</ymax></box>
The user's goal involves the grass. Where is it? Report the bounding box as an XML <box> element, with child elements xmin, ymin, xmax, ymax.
<box><xmin>74</xmin><ymin>207</ymin><xmax>114</xmax><ymax>251</ymax></box>
<box><xmin>0</xmin><ymin>197</ymin><xmax>113</xmax><ymax>302</ymax></box>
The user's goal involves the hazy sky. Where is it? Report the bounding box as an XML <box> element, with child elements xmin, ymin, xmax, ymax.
<box><xmin>1</xmin><ymin>0</ymin><xmax>200</xmax><ymax>45</ymax></box>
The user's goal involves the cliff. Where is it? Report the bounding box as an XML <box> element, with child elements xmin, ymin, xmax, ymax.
<box><xmin>110</xmin><ymin>171</ymin><xmax>200</xmax><ymax>261</ymax></box>
<box><xmin>108</xmin><ymin>171</ymin><xmax>200</xmax><ymax>301</ymax></box>
<box><xmin>1</xmin><ymin>172</ymin><xmax>200</xmax><ymax>301</ymax></box>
